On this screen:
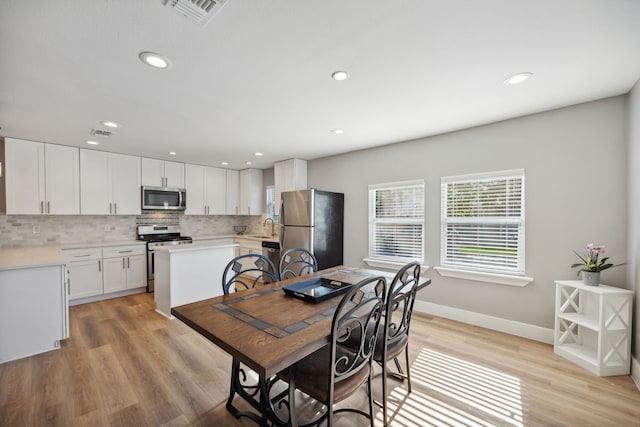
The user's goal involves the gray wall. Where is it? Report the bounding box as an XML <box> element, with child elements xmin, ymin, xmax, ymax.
<box><xmin>628</xmin><ymin>81</ymin><xmax>639</xmax><ymax>362</ymax></box>
<box><xmin>308</xmin><ymin>96</ymin><xmax>628</xmax><ymax>329</ymax></box>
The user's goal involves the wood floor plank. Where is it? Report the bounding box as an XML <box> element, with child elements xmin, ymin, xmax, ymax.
<box><xmin>0</xmin><ymin>293</ymin><xmax>638</xmax><ymax>426</ymax></box>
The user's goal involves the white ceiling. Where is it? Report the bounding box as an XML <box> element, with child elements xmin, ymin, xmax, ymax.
<box><xmin>1</xmin><ymin>0</ymin><xmax>640</xmax><ymax>170</ymax></box>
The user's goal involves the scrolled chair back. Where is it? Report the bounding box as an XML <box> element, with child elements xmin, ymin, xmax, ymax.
<box><xmin>222</xmin><ymin>254</ymin><xmax>277</xmax><ymax>295</ymax></box>
<box><xmin>384</xmin><ymin>261</ymin><xmax>421</xmax><ymax>347</ymax></box>
<box><xmin>331</xmin><ymin>276</ymin><xmax>387</xmax><ymax>383</ymax></box>
<box><xmin>278</xmin><ymin>247</ymin><xmax>318</xmax><ymax>281</ymax></box>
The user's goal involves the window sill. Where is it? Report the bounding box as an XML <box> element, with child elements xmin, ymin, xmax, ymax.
<box><xmin>434</xmin><ymin>266</ymin><xmax>534</xmax><ymax>287</ymax></box>
<box><xmin>362</xmin><ymin>258</ymin><xmax>429</xmax><ymax>274</ymax></box>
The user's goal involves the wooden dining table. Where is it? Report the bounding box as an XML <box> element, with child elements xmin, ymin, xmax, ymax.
<box><xmin>171</xmin><ymin>265</ymin><xmax>431</xmax><ymax>426</ymax></box>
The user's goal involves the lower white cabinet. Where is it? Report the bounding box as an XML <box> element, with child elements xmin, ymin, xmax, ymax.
<box><xmin>0</xmin><ymin>264</ymin><xmax>69</xmax><ymax>363</ymax></box>
<box><xmin>103</xmin><ymin>246</ymin><xmax>146</xmax><ymax>292</ymax></box>
<box><xmin>554</xmin><ymin>280</ymin><xmax>633</xmax><ymax>376</ymax></box>
<box><xmin>64</xmin><ymin>248</ymin><xmax>103</xmax><ymax>299</ymax></box>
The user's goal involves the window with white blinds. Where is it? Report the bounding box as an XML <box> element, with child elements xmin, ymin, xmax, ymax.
<box><xmin>368</xmin><ymin>180</ymin><xmax>424</xmax><ymax>263</ymax></box>
<box><xmin>441</xmin><ymin>169</ymin><xmax>525</xmax><ymax>274</ymax></box>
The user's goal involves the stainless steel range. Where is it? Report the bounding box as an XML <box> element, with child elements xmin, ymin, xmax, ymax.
<box><xmin>137</xmin><ymin>225</ymin><xmax>193</xmax><ymax>292</ymax></box>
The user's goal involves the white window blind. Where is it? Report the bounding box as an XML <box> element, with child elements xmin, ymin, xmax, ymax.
<box><xmin>368</xmin><ymin>180</ymin><xmax>424</xmax><ymax>262</ymax></box>
<box><xmin>441</xmin><ymin>169</ymin><xmax>525</xmax><ymax>274</ymax></box>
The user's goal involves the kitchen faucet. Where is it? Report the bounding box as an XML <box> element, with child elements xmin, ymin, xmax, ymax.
<box><xmin>263</xmin><ymin>217</ymin><xmax>276</xmax><ymax>236</ymax></box>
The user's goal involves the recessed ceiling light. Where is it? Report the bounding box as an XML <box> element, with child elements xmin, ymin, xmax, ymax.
<box><xmin>254</xmin><ymin>152</ymin><xmax>263</xmax><ymax>156</ymax></box>
<box><xmin>331</xmin><ymin>71</ymin><xmax>349</xmax><ymax>81</ymax></box>
<box><xmin>246</xmin><ymin>161</ymin><xmax>252</xmax><ymax>165</ymax></box>
<box><xmin>139</xmin><ymin>52</ymin><xmax>170</xmax><ymax>69</ymax></box>
<box><xmin>504</xmin><ymin>72</ymin><xmax>533</xmax><ymax>85</ymax></box>
<box><xmin>221</xmin><ymin>161</ymin><xmax>229</xmax><ymax>166</ymax></box>
<box><xmin>331</xmin><ymin>129</ymin><xmax>344</xmax><ymax>134</ymax></box>
<box><xmin>86</xmin><ymin>140</ymin><xmax>99</xmax><ymax>145</ymax></box>
<box><xmin>168</xmin><ymin>151</ymin><xmax>177</xmax><ymax>155</ymax></box>
<box><xmin>101</xmin><ymin>121</ymin><xmax>119</xmax><ymax>128</ymax></box>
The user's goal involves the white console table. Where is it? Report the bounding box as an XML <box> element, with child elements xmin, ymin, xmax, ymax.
<box><xmin>554</xmin><ymin>280</ymin><xmax>633</xmax><ymax>376</ymax></box>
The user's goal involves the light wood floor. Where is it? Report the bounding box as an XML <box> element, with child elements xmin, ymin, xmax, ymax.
<box><xmin>1</xmin><ymin>293</ymin><xmax>639</xmax><ymax>427</ymax></box>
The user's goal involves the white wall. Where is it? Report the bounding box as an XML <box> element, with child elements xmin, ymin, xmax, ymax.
<box><xmin>628</xmin><ymin>81</ymin><xmax>640</xmax><ymax>366</ymax></box>
<box><xmin>309</xmin><ymin>96</ymin><xmax>628</xmax><ymax>329</ymax></box>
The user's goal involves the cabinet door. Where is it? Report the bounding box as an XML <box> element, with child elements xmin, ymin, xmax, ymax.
<box><xmin>164</xmin><ymin>161</ymin><xmax>185</xmax><ymax>188</ymax></box>
<box><xmin>239</xmin><ymin>169</ymin><xmax>263</xmax><ymax>215</ymax></box>
<box><xmin>205</xmin><ymin>166</ymin><xmax>227</xmax><ymax>215</ymax></box>
<box><xmin>44</xmin><ymin>144</ymin><xmax>80</xmax><ymax>214</ymax></box>
<box><xmin>226</xmin><ymin>169</ymin><xmax>239</xmax><ymax>215</ymax></box>
<box><xmin>68</xmin><ymin>259</ymin><xmax>103</xmax><ymax>299</ymax></box>
<box><xmin>126</xmin><ymin>255</ymin><xmax>147</xmax><ymax>289</ymax></box>
<box><xmin>102</xmin><ymin>257</ymin><xmax>127</xmax><ymax>293</ymax></box>
<box><xmin>141</xmin><ymin>157</ymin><xmax>164</xmax><ymax>187</ymax></box>
<box><xmin>80</xmin><ymin>149</ymin><xmax>111</xmax><ymax>215</ymax></box>
<box><xmin>185</xmin><ymin>164</ymin><xmax>206</xmax><ymax>215</ymax></box>
<box><xmin>275</xmin><ymin>159</ymin><xmax>307</xmax><ymax>216</ymax></box>
<box><xmin>5</xmin><ymin>138</ymin><xmax>45</xmax><ymax>214</ymax></box>
<box><xmin>111</xmin><ymin>153</ymin><xmax>141</xmax><ymax>215</ymax></box>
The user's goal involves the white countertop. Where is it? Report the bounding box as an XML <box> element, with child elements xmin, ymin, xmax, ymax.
<box><xmin>154</xmin><ymin>242</ymin><xmax>239</xmax><ymax>254</ymax></box>
<box><xmin>0</xmin><ymin>245</ymin><xmax>66</xmax><ymax>270</ymax></box>
<box><xmin>193</xmin><ymin>234</ymin><xmax>279</xmax><ymax>243</ymax></box>
<box><xmin>61</xmin><ymin>240</ymin><xmax>145</xmax><ymax>250</ymax></box>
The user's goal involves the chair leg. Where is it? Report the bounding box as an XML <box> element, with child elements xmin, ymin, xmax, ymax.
<box><xmin>369</xmin><ymin>368</ymin><xmax>376</xmax><ymax>427</ymax></box>
<box><xmin>381</xmin><ymin>358</ymin><xmax>388</xmax><ymax>426</ymax></box>
<box><xmin>404</xmin><ymin>347</ymin><xmax>412</xmax><ymax>394</ymax></box>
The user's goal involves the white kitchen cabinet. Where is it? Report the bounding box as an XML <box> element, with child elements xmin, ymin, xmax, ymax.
<box><xmin>554</xmin><ymin>280</ymin><xmax>633</xmax><ymax>376</ymax></box>
<box><xmin>274</xmin><ymin>158</ymin><xmax>307</xmax><ymax>217</ymax></box>
<box><xmin>0</xmin><ymin>264</ymin><xmax>68</xmax><ymax>363</ymax></box>
<box><xmin>64</xmin><ymin>248</ymin><xmax>103</xmax><ymax>299</ymax></box>
<box><xmin>102</xmin><ymin>245</ymin><xmax>147</xmax><ymax>293</ymax></box>
<box><xmin>5</xmin><ymin>138</ymin><xmax>80</xmax><ymax>215</ymax></box>
<box><xmin>239</xmin><ymin>168</ymin><xmax>263</xmax><ymax>215</ymax></box>
<box><xmin>226</xmin><ymin>169</ymin><xmax>239</xmax><ymax>215</ymax></box>
<box><xmin>185</xmin><ymin>164</ymin><xmax>226</xmax><ymax>215</ymax></box>
<box><xmin>142</xmin><ymin>157</ymin><xmax>185</xmax><ymax>188</ymax></box>
<box><xmin>80</xmin><ymin>149</ymin><xmax>141</xmax><ymax>215</ymax></box>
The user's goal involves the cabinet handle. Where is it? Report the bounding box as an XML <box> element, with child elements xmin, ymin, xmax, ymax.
<box><xmin>47</xmin><ymin>201</ymin><xmax>50</xmax><ymax>213</ymax></box>
<box><xmin>122</xmin><ymin>258</ymin><xmax>125</xmax><ymax>269</ymax></box>
<box><xmin>98</xmin><ymin>260</ymin><xmax>101</xmax><ymax>272</ymax></box>
<box><xmin>109</xmin><ymin>203</ymin><xmax>112</xmax><ymax>214</ymax></box>
<box><xmin>127</xmin><ymin>257</ymin><xmax>130</xmax><ymax>268</ymax></box>
<box><xmin>74</xmin><ymin>254</ymin><xmax>91</xmax><ymax>258</ymax></box>
<box><xmin>68</xmin><ymin>278</ymin><xmax>70</xmax><ymax>295</ymax></box>
<box><xmin>114</xmin><ymin>203</ymin><xmax>117</xmax><ymax>214</ymax></box>
<box><xmin>41</xmin><ymin>201</ymin><xmax>44</xmax><ymax>214</ymax></box>
<box><xmin>119</xmin><ymin>250</ymin><xmax>133</xmax><ymax>253</ymax></box>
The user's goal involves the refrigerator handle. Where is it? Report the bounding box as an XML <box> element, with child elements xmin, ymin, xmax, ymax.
<box><xmin>279</xmin><ymin>199</ymin><xmax>285</xmax><ymax>248</ymax></box>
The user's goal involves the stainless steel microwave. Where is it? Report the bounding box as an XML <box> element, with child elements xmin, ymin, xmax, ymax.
<box><xmin>141</xmin><ymin>186</ymin><xmax>186</xmax><ymax>210</ymax></box>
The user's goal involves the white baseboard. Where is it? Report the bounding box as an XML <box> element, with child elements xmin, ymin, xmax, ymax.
<box><xmin>413</xmin><ymin>300</ymin><xmax>555</xmax><ymax>344</ymax></box>
<box><xmin>632</xmin><ymin>356</ymin><xmax>640</xmax><ymax>391</ymax></box>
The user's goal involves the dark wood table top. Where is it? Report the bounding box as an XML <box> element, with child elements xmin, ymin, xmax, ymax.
<box><xmin>171</xmin><ymin>265</ymin><xmax>431</xmax><ymax>378</ymax></box>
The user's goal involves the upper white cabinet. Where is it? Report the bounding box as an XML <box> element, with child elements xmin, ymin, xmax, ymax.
<box><xmin>239</xmin><ymin>168</ymin><xmax>263</xmax><ymax>215</ymax></box>
<box><xmin>226</xmin><ymin>169</ymin><xmax>239</xmax><ymax>215</ymax></box>
<box><xmin>185</xmin><ymin>164</ymin><xmax>226</xmax><ymax>215</ymax></box>
<box><xmin>274</xmin><ymin>158</ymin><xmax>307</xmax><ymax>216</ymax></box>
<box><xmin>141</xmin><ymin>158</ymin><xmax>185</xmax><ymax>188</ymax></box>
<box><xmin>5</xmin><ymin>138</ymin><xmax>80</xmax><ymax>215</ymax></box>
<box><xmin>80</xmin><ymin>149</ymin><xmax>141</xmax><ymax>215</ymax></box>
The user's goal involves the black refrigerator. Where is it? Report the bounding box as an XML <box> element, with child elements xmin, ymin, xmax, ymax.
<box><xmin>279</xmin><ymin>189</ymin><xmax>344</xmax><ymax>269</ymax></box>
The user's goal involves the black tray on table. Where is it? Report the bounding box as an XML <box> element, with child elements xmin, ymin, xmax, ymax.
<box><xmin>282</xmin><ymin>270</ymin><xmax>373</xmax><ymax>303</ymax></box>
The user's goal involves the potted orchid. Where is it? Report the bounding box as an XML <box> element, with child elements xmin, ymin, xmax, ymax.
<box><xmin>571</xmin><ymin>243</ymin><xmax>623</xmax><ymax>286</ymax></box>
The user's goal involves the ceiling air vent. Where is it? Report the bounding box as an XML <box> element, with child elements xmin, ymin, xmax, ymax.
<box><xmin>90</xmin><ymin>128</ymin><xmax>113</xmax><ymax>137</ymax></box>
<box><xmin>165</xmin><ymin>0</ymin><xmax>229</xmax><ymax>27</ymax></box>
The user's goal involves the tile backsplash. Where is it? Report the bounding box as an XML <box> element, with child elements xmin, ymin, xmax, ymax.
<box><xmin>0</xmin><ymin>212</ymin><xmax>269</xmax><ymax>248</ymax></box>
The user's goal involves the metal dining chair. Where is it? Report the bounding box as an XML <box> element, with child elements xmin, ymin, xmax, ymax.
<box><xmin>278</xmin><ymin>247</ymin><xmax>318</xmax><ymax>281</ymax></box>
<box><xmin>221</xmin><ymin>253</ymin><xmax>277</xmax><ymax>423</ymax></box>
<box><xmin>222</xmin><ymin>253</ymin><xmax>277</xmax><ymax>294</ymax></box>
<box><xmin>376</xmin><ymin>261</ymin><xmax>421</xmax><ymax>425</ymax></box>
<box><xmin>275</xmin><ymin>275</ymin><xmax>387</xmax><ymax>427</ymax></box>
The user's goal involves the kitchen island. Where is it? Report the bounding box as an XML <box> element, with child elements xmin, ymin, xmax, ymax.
<box><xmin>154</xmin><ymin>241</ymin><xmax>238</xmax><ymax>318</ymax></box>
<box><xmin>0</xmin><ymin>246</ymin><xmax>69</xmax><ymax>363</ymax></box>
